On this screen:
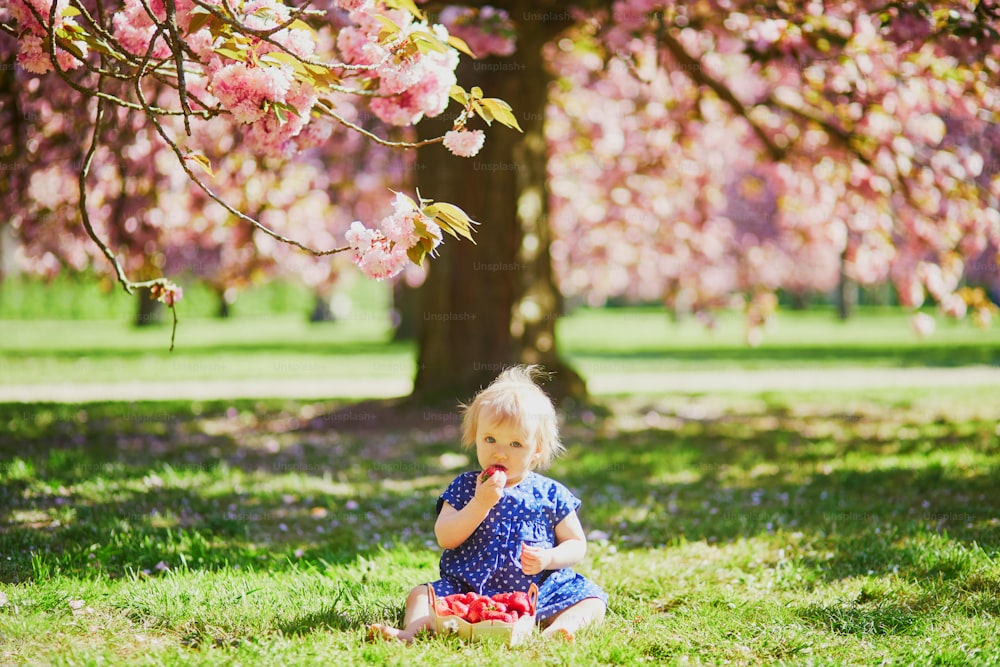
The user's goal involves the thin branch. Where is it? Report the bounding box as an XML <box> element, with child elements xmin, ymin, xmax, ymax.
<box><xmin>219</xmin><ymin>0</ymin><xmax>314</xmax><ymax>38</ymax></box>
<box><xmin>189</xmin><ymin>0</ymin><xmax>388</xmax><ymax>73</ymax></box>
<box><xmin>132</xmin><ymin>60</ymin><xmax>350</xmax><ymax>257</ymax></box>
<box><xmin>316</xmin><ymin>99</ymin><xmax>445</xmax><ymax>149</ymax></box>
<box><xmin>162</xmin><ymin>0</ymin><xmax>194</xmax><ymax>135</ymax></box>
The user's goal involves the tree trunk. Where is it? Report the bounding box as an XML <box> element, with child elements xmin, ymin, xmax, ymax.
<box><xmin>789</xmin><ymin>290</ymin><xmax>809</xmax><ymax>310</ymax></box>
<box><xmin>309</xmin><ymin>291</ymin><xmax>333</xmax><ymax>322</ymax></box>
<box><xmin>135</xmin><ymin>287</ymin><xmax>162</xmax><ymax>327</ymax></box>
<box><xmin>216</xmin><ymin>287</ymin><xmax>232</xmax><ymax>319</ymax></box>
<box><xmin>410</xmin><ymin>3</ymin><xmax>585</xmax><ymax>406</ymax></box>
<box><xmin>837</xmin><ymin>249</ymin><xmax>856</xmax><ymax>320</ymax></box>
<box><xmin>391</xmin><ymin>280</ymin><xmax>420</xmax><ymax>341</ymax></box>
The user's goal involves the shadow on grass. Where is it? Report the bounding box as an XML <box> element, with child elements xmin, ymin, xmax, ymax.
<box><xmin>796</xmin><ymin>602</ymin><xmax>926</xmax><ymax>636</ymax></box>
<box><xmin>2</xmin><ymin>397</ymin><xmax>998</xmax><ymax>596</ymax></box>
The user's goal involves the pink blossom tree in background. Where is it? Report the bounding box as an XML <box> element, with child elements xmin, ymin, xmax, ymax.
<box><xmin>407</xmin><ymin>0</ymin><xmax>998</xmax><ymax>402</ymax></box>
<box><xmin>1</xmin><ymin>0</ymin><xmax>513</xmax><ymax>345</ymax></box>
<box><xmin>547</xmin><ymin>0</ymin><xmax>1000</xmax><ymax>343</ymax></box>
<box><xmin>3</xmin><ymin>0</ymin><xmax>999</xmax><ymax>399</ymax></box>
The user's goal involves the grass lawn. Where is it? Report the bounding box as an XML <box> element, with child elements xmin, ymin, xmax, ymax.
<box><xmin>1</xmin><ymin>305</ymin><xmax>999</xmax><ymax>387</ymax></box>
<box><xmin>2</xmin><ymin>388</ymin><xmax>999</xmax><ymax>665</ymax></box>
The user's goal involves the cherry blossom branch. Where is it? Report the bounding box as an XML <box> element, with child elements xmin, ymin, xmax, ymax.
<box><xmin>15</xmin><ymin>1</ymin><xmax>199</xmax><ymax>116</ymax></box>
<box><xmin>218</xmin><ymin>0</ymin><xmax>314</xmax><ymax>37</ymax></box>
<box><xmin>657</xmin><ymin>24</ymin><xmax>788</xmax><ymax>162</ymax></box>
<box><xmin>130</xmin><ymin>54</ymin><xmax>350</xmax><ymax>258</ymax></box>
<box><xmin>316</xmin><ymin>99</ymin><xmax>444</xmax><ymax>148</ymax></box>
<box><xmin>77</xmin><ymin>72</ymin><xmax>180</xmax><ymax>350</ymax></box>
<box><xmin>68</xmin><ymin>0</ymin><xmax>147</xmax><ymax>67</ymax></box>
<box><xmin>162</xmin><ymin>0</ymin><xmax>195</xmax><ymax>134</ymax></box>
<box><xmin>187</xmin><ymin>0</ymin><xmax>384</xmax><ymax>74</ymax></box>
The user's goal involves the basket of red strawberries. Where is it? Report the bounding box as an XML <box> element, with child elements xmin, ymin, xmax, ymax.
<box><xmin>429</xmin><ymin>583</ymin><xmax>539</xmax><ymax>645</ymax></box>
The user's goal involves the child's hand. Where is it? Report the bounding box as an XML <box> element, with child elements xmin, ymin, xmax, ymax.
<box><xmin>520</xmin><ymin>542</ymin><xmax>553</xmax><ymax>575</ymax></box>
<box><xmin>473</xmin><ymin>468</ymin><xmax>506</xmax><ymax>508</ymax></box>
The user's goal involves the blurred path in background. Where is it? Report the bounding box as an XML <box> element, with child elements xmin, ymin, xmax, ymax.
<box><xmin>3</xmin><ymin>366</ymin><xmax>999</xmax><ymax>402</ymax></box>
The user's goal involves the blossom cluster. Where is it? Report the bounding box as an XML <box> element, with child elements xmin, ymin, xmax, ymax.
<box><xmin>336</xmin><ymin>7</ymin><xmax>459</xmax><ymax>126</ymax></box>
<box><xmin>443</xmin><ymin>129</ymin><xmax>485</xmax><ymax>158</ymax></box>
<box><xmin>345</xmin><ymin>192</ymin><xmax>443</xmax><ymax>280</ymax></box>
<box><xmin>9</xmin><ymin>0</ymin><xmax>88</xmax><ymax>74</ymax></box>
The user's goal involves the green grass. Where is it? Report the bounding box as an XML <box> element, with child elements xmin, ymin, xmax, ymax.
<box><xmin>2</xmin><ymin>390</ymin><xmax>999</xmax><ymax>665</ymax></box>
<box><xmin>560</xmin><ymin>306</ymin><xmax>1000</xmax><ymax>370</ymax></box>
<box><xmin>0</xmin><ymin>273</ymin><xmax>332</xmax><ymax>320</ymax></box>
<box><xmin>1</xmin><ymin>305</ymin><xmax>998</xmax><ymax>387</ymax></box>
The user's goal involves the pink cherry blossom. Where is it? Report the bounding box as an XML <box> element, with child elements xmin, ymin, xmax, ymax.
<box><xmin>15</xmin><ymin>34</ymin><xmax>52</xmax><ymax>74</ymax></box>
<box><xmin>443</xmin><ymin>130</ymin><xmax>485</xmax><ymax>158</ymax></box>
<box><xmin>344</xmin><ymin>221</ymin><xmax>409</xmax><ymax>280</ymax></box>
<box><xmin>211</xmin><ymin>62</ymin><xmax>294</xmax><ymax>125</ymax></box>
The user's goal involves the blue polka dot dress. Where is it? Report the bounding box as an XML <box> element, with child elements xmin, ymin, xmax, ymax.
<box><xmin>428</xmin><ymin>470</ymin><xmax>608</xmax><ymax>622</ymax></box>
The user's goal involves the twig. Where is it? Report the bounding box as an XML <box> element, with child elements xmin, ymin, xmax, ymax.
<box><xmin>132</xmin><ymin>55</ymin><xmax>351</xmax><ymax>256</ymax></box>
<box><xmin>316</xmin><ymin>99</ymin><xmax>444</xmax><ymax>148</ymax></box>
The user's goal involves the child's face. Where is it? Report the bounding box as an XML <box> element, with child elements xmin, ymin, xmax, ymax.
<box><xmin>474</xmin><ymin>413</ymin><xmax>541</xmax><ymax>486</ymax></box>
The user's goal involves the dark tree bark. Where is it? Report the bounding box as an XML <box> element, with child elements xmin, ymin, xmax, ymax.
<box><xmin>217</xmin><ymin>288</ymin><xmax>231</xmax><ymax>319</ymax></box>
<box><xmin>309</xmin><ymin>291</ymin><xmax>334</xmax><ymax>322</ymax></box>
<box><xmin>135</xmin><ymin>287</ymin><xmax>163</xmax><ymax>327</ymax></box>
<box><xmin>391</xmin><ymin>280</ymin><xmax>420</xmax><ymax>341</ymax></box>
<box><xmin>837</xmin><ymin>249</ymin><xmax>857</xmax><ymax>320</ymax></box>
<box><xmin>410</xmin><ymin>2</ymin><xmax>585</xmax><ymax>406</ymax></box>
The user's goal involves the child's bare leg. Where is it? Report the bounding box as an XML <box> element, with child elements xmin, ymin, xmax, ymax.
<box><xmin>541</xmin><ymin>598</ymin><xmax>606</xmax><ymax>641</ymax></box>
<box><xmin>367</xmin><ymin>584</ymin><xmax>433</xmax><ymax>643</ymax></box>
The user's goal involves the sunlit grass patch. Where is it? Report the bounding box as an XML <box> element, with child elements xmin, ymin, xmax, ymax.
<box><xmin>1</xmin><ymin>390</ymin><xmax>999</xmax><ymax>665</ymax></box>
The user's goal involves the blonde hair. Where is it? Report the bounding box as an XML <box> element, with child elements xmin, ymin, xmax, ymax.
<box><xmin>460</xmin><ymin>365</ymin><xmax>564</xmax><ymax>469</ymax></box>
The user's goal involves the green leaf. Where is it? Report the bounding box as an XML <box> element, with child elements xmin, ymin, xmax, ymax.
<box><xmin>61</xmin><ymin>5</ymin><xmax>81</xmax><ymax>17</ymax></box>
<box><xmin>412</xmin><ymin>32</ymin><xmax>449</xmax><ymax>55</ymax></box>
<box><xmin>53</xmin><ymin>29</ymin><xmax>87</xmax><ymax>60</ymax></box>
<box><xmin>449</xmin><ymin>85</ymin><xmax>469</xmax><ymax>106</ymax></box>
<box><xmin>384</xmin><ymin>0</ymin><xmax>425</xmax><ymax>20</ymax></box>
<box><xmin>186</xmin><ymin>7</ymin><xmax>213</xmax><ymax>34</ymax></box>
<box><xmin>472</xmin><ymin>100</ymin><xmax>494</xmax><ymax>126</ymax></box>
<box><xmin>184</xmin><ymin>152</ymin><xmax>214</xmax><ymax>177</ymax></box>
<box><xmin>214</xmin><ymin>46</ymin><xmax>247</xmax><ymax>61</ymax></box>
<box><xmin>75</xmin><ymin>31</ymin><xmax>114</xmax><ymax>57</ymax></box>
<box><xmin>407</xmin><ymin>244</ymin><xmax>428</xmax><ymax>266</ymax></box>
<box><xmin>470</xmin><ymin>86</ymin><xmax>484</xmax><ymax>100</ymax></box>
<box><xmin>480</xmin><ymin>98</ymin><xmax>523</xmax><ymax>132</ymax></box>
<box><xmin>260</xmin><ymin>51</ymin><xmax>299</xmax><ymax>67</ymax></box>
<box><xmin>448</xmin><ymin>34</ymin><xmax>476</xmax><ymax>58</ymax></box>
<box><xmin>429</xmin><ymin>202</ymin><xmax>478</xmax><ymax>243</ymax></box>
<box><xmin>373</xmin><ymin>14</ymin><xmax>401</xmax><ymax>38</ymax></box>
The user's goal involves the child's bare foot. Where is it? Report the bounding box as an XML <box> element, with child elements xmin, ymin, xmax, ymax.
<box><xmin>366</xmin><ymin>624</ymin><xmax>414</xmax><ymax>643</ymax></box>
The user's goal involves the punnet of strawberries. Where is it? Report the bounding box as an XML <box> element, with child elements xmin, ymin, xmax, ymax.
<box><xmin>433</xmin><ymin>591</ymin><xmax>534</xmax><ymax>624</ymax></box>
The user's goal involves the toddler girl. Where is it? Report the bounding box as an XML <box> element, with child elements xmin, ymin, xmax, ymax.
<box><xmin>368</xmin><ymin>365</ymin><xmax>607</xmax><ymax>642</ymax></box>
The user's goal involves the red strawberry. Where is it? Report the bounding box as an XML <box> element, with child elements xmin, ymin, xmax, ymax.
<box><xmin>481</xmin><ymin>610</ymin><xmax>515</xmax><ymax>623</ymax></box>
<box><xmin>479</xmin><ymin>465</ymin><xmax>506</xmax><ymax>483</ymax></box>
<box><xmin>434</xmin><ymin>599</ymin><xmax>454</xmax><ymax>616</ymax></box>
<box><xmin>447</xmin><ymin>600</ymin><xmax>470</xmax><ymax>618</ymax></box>
<box><xmin>467</xmin><ymin>598</ymin><xmax>493</xmax><ymax>623</ymax></box>
<box><xmin>505</xmin><ymin>591</ymin><xmax>532</xmax><ymax>615</ymax></box>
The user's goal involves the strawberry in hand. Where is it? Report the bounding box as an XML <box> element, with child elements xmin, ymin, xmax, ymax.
<box><xmin>479</xmin><ymin>464</ymin><xmax>507</xmax><ymax>483</ymax></box>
